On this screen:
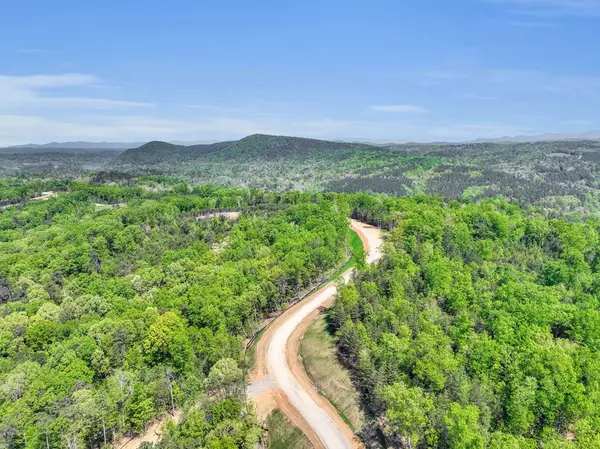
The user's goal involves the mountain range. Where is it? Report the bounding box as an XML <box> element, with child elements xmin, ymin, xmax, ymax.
<box><xmin>3</xmin><ymin>132</ymin><xmax>600</xmax><ymax>214</ymax></box>
<box><xmin>0</xmin><ymin>140</ymin><xmax>218</xmax><ymax>152</ymax></box>
<box><xmin>3</xmin><ymin>131</ymin><xmax>600</xmax><ymax>151</ymax></box>
<box><xmin>469</xmin><ymin>131</ymin><xmax>600</xmax><ymax>143</ymax></box>
<box><xmin>3</xmin><ymin>141</ymin><xmax>145</xmax><ymax>150</ymax></box>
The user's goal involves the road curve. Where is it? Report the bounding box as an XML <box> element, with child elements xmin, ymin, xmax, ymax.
<box><xmin>253</xmin><ymin>220</ymin><xmax>382</xmax><ymax>449</ymax></box>
<box><xmin>114</xmin><ymin>216</ymin><xmax>382</xmax><ymax>449</ymax></box>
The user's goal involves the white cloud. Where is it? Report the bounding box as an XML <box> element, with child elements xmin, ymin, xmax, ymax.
<box><xmin>0</xmin><ymin>72</ymin><xmax>566</xmax><ymax>145</ymax></box>
<box><xmin>3</xmin><ymin>73</ymin><xmax>98</xmax><ymax>88</ymax></box>
<box><xmin>0</xmin><ymin>73</ymin><xmax>153</xmax><ymax>111</ymax></box>
<box><xmin>562</xmin><ymin>119</ymin><xmax>593</xmax><ymax>126</ymax></box>
<box><xmin>422</xmin><ymin>71</ymin><xmax>466</xmax><ymax>80</ymax></box>
<box><xmin>368</xmin><ymin>104</ymin><xmax>430</xmax><ymax>113</ymax></box>
<box><xmin>488</xmin><ymin>69</ymin><xmax>600</xmax><ymax>94</ymax></box>
<box><xmin>0</xmin><ymin>114</ymin><xmax>273</xmax><ymax>146</ymax></box>
<box><xmin>187</xmin><ymin>104</ymin><xmax>259</xmax><ymax>113</ymax></box>
<box><xmin>0</xmin><ymin>113</ymin><xmax>539</xmax><ymax>146</ymax></box>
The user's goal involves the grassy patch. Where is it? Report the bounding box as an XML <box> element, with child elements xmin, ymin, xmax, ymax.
<box><xmin>267</xmin><ymin>409</ymin><xmax>312</xmax><ymax>449</ymax></box>
<box><xmin>332</xmin><ymin>229</ymin><xmax>365</xmax><ymax>280</ymax></box>
<box><xmin>348</xmin><ymin>229</ymin><xmax>366</xmax><ymax>266</ymax></box>
<box><xmin>299</xmin><ymin>315</ymin><xmax>364</xmax><ymax>431</ymax></box>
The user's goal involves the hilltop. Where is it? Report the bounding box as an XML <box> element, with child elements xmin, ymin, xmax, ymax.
<box><xmin>216</xmin><ymin>134</ymin><xmax>381</xmax><ymax>158</ymax></box>
<box><xmin>112</xmin><ymin>134</ymin><xmax>384</xmax><ymax>166</ymax></box>
<box><xmin>113</xmin><ymin>140</ymin><xmax>232</xmax><ymax>165</ymax></box>
<box><xmin>108</xmin><ymin>134</ymin><xmax>395</xmax><ymax>192</ymax></box>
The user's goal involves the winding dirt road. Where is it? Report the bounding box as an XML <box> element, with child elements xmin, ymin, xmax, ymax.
<box><xmin>248</xmin><ymin>220</ymin><xmax>383</xmax><ymax>449</ymax></box>
<box><xmin>114</xmin><ymin>218</ymin><xmax>382</xmax><ymax>449</ymax></box>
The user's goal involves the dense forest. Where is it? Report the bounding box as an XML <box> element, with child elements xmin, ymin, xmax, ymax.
<box><xmin>332</xmin><ymin>194</ymin><xmax>600</xmax><ymax>448</ymax></box>
<box><xmin>0</xmin><ymin>184</ymin><xmax>351</xmax><ymax>448</ymax></box>
<box><xmin>0</xmin><ymin>151</ymin><xmax>120</xmax><ymax>178</ymax></box>
<box><xmin>3</xmin><ymin>134</ymin><xmax>600</xmax><ymax>448</ymax></box>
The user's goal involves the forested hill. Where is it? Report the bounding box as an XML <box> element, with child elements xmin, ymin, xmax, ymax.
<box><xmin>215</xmin><ymin>134</ymin><xmax>383</xmax><ymax>158</ymax></box>
<box><xmin>106</xmin><ymin>135</ymin><xmax>600</xmax><ymax>215</ymax></box>
<box><xmin>112</xmin><ymin>134</ymin><xmax>385</xmax><ymax>166</ymax></box>
<box><xmin>113</xmin><ymin>140</ymin><xmax>233</xmax><ymax>165</ymax></box>
<box><xmin>106</xmin><ymin>134</ymin><xmax>406</xmax><ymax>193</ymax></box>
<box><xmin>6</xmin><ymin>134</ymin><xmax>600</xmax><ymax>215</ymax></box>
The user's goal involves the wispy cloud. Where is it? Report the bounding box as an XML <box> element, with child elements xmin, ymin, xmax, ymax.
<box><xmin>487</xmin><ymin>0</ymin><xmax>600</xmax><ymax>17</ymax></box>
<box><xmin>487</xmin><ymin>69</ymin><xmax>600</xmax><ymax>94</ymax></box>
<box><xmin>422</xmin><ymin>71</ymin><xmax>466</xmax><ymax>80</ymax></box>
<box><xmin>36</xmin><ymin>97</ymin><xmax>153</xmax><ymax>109</ymax></box>
<box><xmin>368</xmin><ymin>104</ymin><xmax>430</xmax><ymax>113</ymax></box>
<box><xmin>562</xmin><ymin>119</ymin><xmax>593</xmax><ymax>127</ymax></box>
<box><xmin>15</xmin><ymin>48</ymin><xmax>46</xmax><ymax>54</ymax></box>
<box><xmin>508</xmin><ymin>20</ymin><xmax>558</xmax><ymax>26</ymax></box>
<box><xmin>0</xmin><ymin>73</ymin><xmax>153</xmax><ymax>111</ymax></box>
<box><xmin>0</xmin><ymin>114</ymin><xmax>270</xmax><ymax>146</ymax></box>
<box><xmin>4</xmin><ymin>73</ymin><xmax>98</xmax><ymax>88</ymax></box>
<box><xmin>0</xmin><ymin>111</ymin><xmax>539</xmax><ymax>146</ymax></box>
<box><xmin>458</xmin><ymin>94</ymin><xmax>498</xmax><ymax>100</ymax></box>
<box><xmin>187</xmin><ymin>104</ymin><xmax>259</xmax><ymax>113</ymax></box>
<box><xmin>422</xmin><ymin>68</ymin><xmax>600</xmax><ymax>96</ymax></box>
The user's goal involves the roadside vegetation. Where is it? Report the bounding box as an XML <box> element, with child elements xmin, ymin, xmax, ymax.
<box><xmin>266</xmin><ymin>409</ymin><xmax>312</xmax><ymax>449</ymax></box>
<box><xmin>331</xmin><ymin>229</ymin><xmax>366</xmax><ymax>281</ymax></box>
<box><xmin>300</xmin><ymin>315</ymin><xmax>364</xmax><ymax>431</ymax></box>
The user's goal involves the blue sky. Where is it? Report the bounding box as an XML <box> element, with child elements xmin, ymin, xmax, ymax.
<box><xmin>2</xmin><ymin>0</ymin><xmax>600</xmax><ymax>144</ymax></box>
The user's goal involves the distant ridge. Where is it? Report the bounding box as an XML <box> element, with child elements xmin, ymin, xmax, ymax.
<box><xmin>1</xmin><ymin>140</ymin><xmax>218</xmax><ymax>151</ymax></box>
<box><xmin>338</xmin><ymin>131</ymin><xmax>600</xmax><ymax>145</ymax></box>
<box><xmin>114</xmin><ymin>140</ymin><xmax>233</xmax><ymax>165</ymax></box>
<box><xmin>3</xmin><ymin>131</ymin><xmax>600</xmax><ymax>150</ymax></box>
<box><xmin>468</xmin><ymin>131</ymin><xmax>600</xmax><ymax>144</ymax></box>
<box><xmin>3</xmin><ymin>141</ymin><xmax>146</xmax><ymax>150</ymax></box>
<box><xmin>112</xmin><ymin>134</ymin><xmax>385</xmax><ymax>167</ymax></box>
